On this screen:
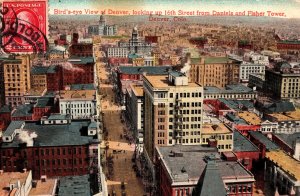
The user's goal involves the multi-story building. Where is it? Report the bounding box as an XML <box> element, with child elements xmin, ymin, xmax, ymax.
<box><xmin>0</xmin><ymin>55</ymin><xmax>31</xmax><ymax>107</ymax></box>
<box><xmin>265</xmin><ymin>62</ymin><xmax>300</xmax><ymax>99</ymax></box>
<box><xmin>155</xmin><ymin>145</ymin><xmax>255</xmax><ymax>196</ymax></box>
<box><xmin>265</xmin><ymin>150</ymin><xmax>300</xmax><ymax>196</ymax></box>
<box><xmin>248</xmin><ymin>73</ymin><xmax>265</xmax><ymax>90</ymax></box>
<box><xmin>125</xmin><ymin>84</ymin><xmax>144</xmax><ymax>142</ymax></box>
<box><xmin>189</xmin><ymin>56</ymin><xmax>240</xmax><ymax>88</ymax></box>
<box><xmin>201</xmin><ymin>123</ymin><xmax>233</xmax><ymax>152</ymax></box>
<box><xmin>88</xmin><ymin>15</ymin><xmax>117</xmax><ymax>36</ymax></box>
<box><xmin>143</xmin><ymin>72</ymin><xmax>204</xmax><ymax>161</ymax></box>
<box><xmin>0</xmin><ymin>116</ymin><xmax>99</xmax><ymax>179</ymax></box>
<box><xmin>69</xmin><ymin>44</ymin><xmax>93</xmax><ymax>57</ymax></box>
<box><xmin>239</xmin><ymin>62</ymin><xmax>265</xmax><ymax>82</ymax></box>
<box><xmin>272</xmin><ymin>133</ymin><xmax>300</xmax><ymax>161</ymax></box>
<box><xmin>277</xmin><ymin>40</ymin><xmax>300</xmax><ymax>54</ymax></box>
<box><xmin>59</xmin><ymin>88</ymin><xmax>97</xmax><ymax>119</ymax></box>
<box><xmin>119</xmin><ymin>26</ymin><xmax>152</xmax><ymax>55</ymax></box>
<box><xmin>264</xmin><ymin>109</ymin><xmax>300</xmax><ymax>134</ymax></box>
<box><xmin>107</xmin><ymin>46</ymin><xmax>128</xmax><ymax>58</ymax></box>
<box><xmin>45</xmin><ymin>57</ymin><xmax>95</xmax><ymax>91</ymax></box>
<box><xmin>204</xmin><ymin>84</ymin><xmax>257</xmax><ymax>100</ymax></box>
<box><xmin>30</xmin><ymin>66</ymin><xmax>48</xmax><ymax>92</ymax></box>
<box><xmin>116</xmin><ymin>66</ymin><xmax>172</xmax><ymax>104</ymax></box>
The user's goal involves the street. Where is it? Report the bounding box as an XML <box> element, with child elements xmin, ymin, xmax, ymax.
<box><xmin>97</xmin><ymin>60</ymin><xmax>146</xmax><ymax>196</ymax></box>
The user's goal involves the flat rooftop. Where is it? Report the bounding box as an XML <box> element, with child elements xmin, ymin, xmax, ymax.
<box><xmin>1</xmin><ymin>121</ymin><xmax>94</xmax><ymax>148</ymax></box>
<box><xmin>218</xmin><ymin>98</ymin><xmax>254</xmax><ymax>111</ymax></box>
<box><xmin>144</xmin><ymin>75</ymin><xmax>200</xmax><ymax>88</ymax></box>
<box><xmin>58</xmin><ymin>175</ymin><xmax>91</xmax><ymax>196</ymax></box>
<box><xmin>131</xmin><ymin>84</ymin><xmax>144</xmax><ymax>97</ymax></box>
<box><xmin>266</xmin><ymin>150</ymin><xmax>300</xmax><ymax>181</ymax></box>
<box><xmin>204</xmin><ymin>84</ymin><xmax>254</xmax><ymax>94</ymax></box>
<box><xmin>201</xmin><ymin>123</ymin><xmax>232</xmax><ymax>134</ymax></box>
<box><xmin>0</xmin><ymin>171</ymin><xmax>30</xmax><ymax>196</ymax></box>
<box><xmin>268</xmin><ymin>109</ymin><xmax>300</xmax><ymax>121</ymax></box>
<box><xmin>70</xmin><ymin>83</ymin><xmax>95</xmax><ymax>90</ymax></box>
<box><xmin>156</xmin><ymin>145</ymin><xmax>253</xmax><ymax>184</ymax></box>
<box><xmin>238</xmin><ymin>112</ymin><xmax>262</xmax><ymax>125</ymax></box>
<box><xmin>60</xmin><ymin>90</ymin><xmax>95</xmax><ymax>100</ymax></box>
<box><xmin>118</xmin><ymin>66</ymin><xmax>171</xmax><ymax>75</ymax></box>
<box><xmin>233</xmin><ymin>131</ymin><xmax>259</xmax><ymax>152</ymax></box>
<box><xmin>29</xmin><ymin>178</ymin><xmax>57</xmax><ymax>196</ymax></box>
<box><xmin>12</xmin><ymin>104</ymin><xmax>34</xmax><ymax>117</ymax></box>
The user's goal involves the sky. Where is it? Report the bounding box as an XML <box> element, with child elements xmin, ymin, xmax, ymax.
<box><xmin>48</xmin><ymin>0</ymin><xmax>300</xmax><ymax>18</ymax></box>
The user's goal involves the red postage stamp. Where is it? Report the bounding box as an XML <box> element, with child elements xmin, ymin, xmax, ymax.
<box><xmin>2</xmin><ymin>0</ymin><xmax>48</xmax><ymax>53</ymax></box>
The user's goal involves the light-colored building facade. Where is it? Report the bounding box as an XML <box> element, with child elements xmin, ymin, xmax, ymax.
<box><xmin>143</xmin><ymin>72</ymin><xmax>204</xmax><ymax>160</ymax></box>
<box><xmin>201</xmin><ymin>123</ymin><xmax>233</xmax><ymax>152</ymax></box>
<box><xmin>30</xmin><ymin>66</ymin><xmax>48</xmax><ymax>92</ymax></box>
<box><xmin>265</xmin><ymin>62</ymin><xmax>300</xmax><ymax>99</ymax></box>
<box><xmin>88</xmin><ymin>15</ymin><xmax>117</xmax><ymax>36</ymax></box>
<box><xmin>239</xmin><ymin>62</ymin><xmax>265</xmax><ymax>82</ymax></box>
<box><xmin>265</xmin><ymin>109</ymin><xmax>300</xmax><ymax>134</ymax></box>
<box><xmin>125</xmin><ymin>84</ymin><xmax>144</xmax><ymax>140</ymax></box>
<box><xmin>59</xmin><ymin>90</ymin><xmax>97</xmax><ymax>119</ymax></box>
<box><xmin>107</xmin><ymin>47</ymin><xmax>128</xmax><ymax>58</ymax></box>
<box><xmin>189</xmin><ymin>56</ymin><xmax>240</xmax><ymax>88</ymax></box>
<box><xmin>0</xmin><ymin>55</ymin><xmax>31</xmax><ymax>107</ymax></box>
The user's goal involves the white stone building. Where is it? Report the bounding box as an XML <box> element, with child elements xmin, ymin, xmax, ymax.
<box><xmin>59</xmin><ymin>90</ymin><xmax>97</xmax><ymax>119</ymax></box>
<box><xmin>239</xmin><ymin>62</ymin><xmax>265</xmax><ymax>82</ymax></box>
<box><xmin>107</xmin><ymin>47</ymin><xmax>129</xmax><ymax>58</ymax></box>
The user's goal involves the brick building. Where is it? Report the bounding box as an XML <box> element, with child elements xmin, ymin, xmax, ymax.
<box><xmin>0</xmin><ymin>105</ymin><xmax>12</xmax><ymax>132</ymax></box>
<box><xmin>0</xmin><ymin>116</ymin><xmax>99</xmax><ymax>179</ymax></box>
<box><xmin>10</xmin><ymin>97</ymin><xmax>55</xmax><ymax>121</ymax></box>
<box><xmin>69</xmin><ymin>43</ymin><xmax>93</xmax><ymax>57</ymax></box>
<box><xmin>248</xmin><ymin>131</ymin><xmax>279</xmax><ymax>159</ymax></box>
<box><xmin>155</xmin><ymin>145</ymin><xmax>255</xmax><ymax>196</ymax></box>
<box><xmin>46</xmin><ymin>57</ymin><xmax>95</xmax><ymax>91</ymax></box>
<box><xmin>232</xmin><ymin>131</ymin><xmax>260</xmax><ymax>170</ymax></box>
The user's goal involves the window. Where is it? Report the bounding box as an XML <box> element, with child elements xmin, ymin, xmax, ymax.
<box><xmin>158</xmin><ymin>118</ymin><xmax>165</xmax><ymax>122</ymax></box>
<box><xmin>158</xmin><ymin>125</ymin><xmax>165</xmax><ymax>130</ymax></box>
<box><xmin>158</xmin><ymin>110</ymin><xmax>165</xmax><ymax>115</ymax></box>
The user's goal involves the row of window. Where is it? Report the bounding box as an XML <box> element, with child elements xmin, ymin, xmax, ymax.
<box><xmin>169</xmin><ymin>102</ymin><xmax>202</xmax><ymax>108</ymax></box>
<box><xmin>36</xmin><ymin>158</ymin><xmax>85</xmax><ymax>166</ymax></box>
<box><xmin>217</xmin><ymin>144</ymin><xmax>232</xmax><ymax>149</ymax></box>
<box><xmin>175</xmin><ymin>138</ymin><xmax>201</xmax><ymax>144</ymax></box>
<box><xmin>169</xmin><ymin>109</ymin><xmax>202</xmax><ymax>115</ymax></box>
<box><xmin>61</xmin><ymin>103</ymin><xmax>93</xmax><ymax>108</ymax></box>
<box><xmin>169</xmin><ymin>92</ymin><xmax>202</xmax><ymax>98</ymax></box>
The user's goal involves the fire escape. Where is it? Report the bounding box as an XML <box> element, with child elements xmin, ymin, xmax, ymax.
<box><xmin>174</xmin><ymin>96</ymin><xmax>183</xmax><ymax>144</ymax></box>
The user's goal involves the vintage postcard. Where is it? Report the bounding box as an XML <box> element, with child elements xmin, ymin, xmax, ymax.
<box><xmin>0</xmin><ymin>0</ymin><xmax>300</xmax><ymax>196</ymax></box>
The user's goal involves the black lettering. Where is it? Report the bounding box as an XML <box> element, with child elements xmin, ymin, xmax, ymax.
<box><xmin>31</xmin><ymin>32</ymin><xmax>40</xmax><ymax>42</ymax></box>
<box><xmin>25</xmin><ymin>27</ymin><xmax>33</xmax><ymax>36</ymax></box>
<box><xmin>19</xmin><ymin>23</ymin><xmax>25</xmax><ymax>33</ymax></box>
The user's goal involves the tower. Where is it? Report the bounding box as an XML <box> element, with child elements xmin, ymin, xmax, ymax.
<box><xmin>98</xmin><ymin>14</ymin><xmax>106</xmax><ymax>35</ymax></box>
